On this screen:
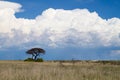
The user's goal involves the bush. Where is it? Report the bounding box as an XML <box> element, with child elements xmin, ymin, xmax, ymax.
<box><xmin>35</xmin><ymin>58</ymin><xmax>44</xmax><ymax>62</ymax></box>
<box><xmin>24</xmin><ymin>58</ymin><xmax>44</xmax><ymax>62</ymax></box>
<box><xmin>24</xmin><ymin>58</ymin><xmax>34</xmax><ymax>62</ymax></box>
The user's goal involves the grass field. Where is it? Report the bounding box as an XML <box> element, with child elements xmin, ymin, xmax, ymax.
<box><xmin>0</xmin><ymin>60</ymin><xmax>120</xmax><ymax>80</ymax></box>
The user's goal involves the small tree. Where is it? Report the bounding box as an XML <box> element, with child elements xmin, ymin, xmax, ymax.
<box><xmin>26</xmin><ymin>48</ymin><xmax>45</xmax><ymax>61</ymax></box>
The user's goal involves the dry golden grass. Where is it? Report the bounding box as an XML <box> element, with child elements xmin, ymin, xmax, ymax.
<box><xmin>0</xmin><ymin>60</ymin><xmax>119</xmax><ymax>80</ymax></box>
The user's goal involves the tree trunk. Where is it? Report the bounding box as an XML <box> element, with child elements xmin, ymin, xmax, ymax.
<box><xmin>34</xmin><ymin>55</ymin><xmax>37</xmax><ymax>60</ymax></box>
<box><xmin>32</xmin><ymin>54</ymin><xmax>34</xmax><ymax>60</ymax></box>
<box><xmin>34</xmin><ymin>53</ymin><xmax>39</xmax><ymax>60</ymax></box>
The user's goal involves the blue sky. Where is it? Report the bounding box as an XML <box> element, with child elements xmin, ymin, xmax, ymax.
<box><xmin>11</xmin><ymin>0</ymin><xmax>120</xmax><ymax>19</ymax></box>
<box><xmin>0</xmin><ymin>0</ymin><xmax>120</xmax><ymax>60</ymax></box>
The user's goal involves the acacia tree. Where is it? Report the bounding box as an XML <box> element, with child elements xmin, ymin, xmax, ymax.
<box><xmin>26</xmin><ymin>48</ymin><xmax>45</xmax><ymax>60</ymax></box>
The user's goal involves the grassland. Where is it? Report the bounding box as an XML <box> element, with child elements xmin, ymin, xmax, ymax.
<box><xmin>0</xmin><ymin>60</ymin><xmax>120</xmax><ymax>80</ymax></box>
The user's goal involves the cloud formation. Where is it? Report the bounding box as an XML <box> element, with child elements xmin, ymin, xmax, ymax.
<box><xmin>0</xmin><ymin>1</ymin><xmax>22</xmax><ymax>12</ymax></box>
<box><xmin>0</xmin><ymin>1</ymin><xmax>120</xmax><ymax>49</ymax></box>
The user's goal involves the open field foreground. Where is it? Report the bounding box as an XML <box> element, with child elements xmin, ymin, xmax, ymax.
<box><xmin>0</xmin><ymin>61</ymin><xmax>120</xmax><ymax>80</ymax></box>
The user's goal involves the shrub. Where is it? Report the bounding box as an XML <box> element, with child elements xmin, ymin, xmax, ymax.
<box><xmin>24</xmin><ymin>58</ymin><xmax>44</xmax><ymax>62</ymax></box>
<box><xmin>24</xmin><ymin>58</ymin><xmax>34</xmax><ymax>62</ymax></box>
<box><xmin>35</xmin><ymin>58</ymin><xmax>44</xmax><ymax>62</ymax></box>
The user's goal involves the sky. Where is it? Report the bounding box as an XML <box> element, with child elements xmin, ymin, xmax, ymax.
<box><xmin>0</xmin><ymin>0</ymin><xmax>120</xmax><ymax>60</ymax></box>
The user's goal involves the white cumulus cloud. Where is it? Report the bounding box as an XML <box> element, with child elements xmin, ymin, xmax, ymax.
<box><xmin>0</xmin><ymin>1</ymin><xmax>22</xmax><ymax>12</ymax></box>
<box><xmin>0</xmin><ymin>1</ymin><xmax>120</xmax><ymax>49</ymax></box>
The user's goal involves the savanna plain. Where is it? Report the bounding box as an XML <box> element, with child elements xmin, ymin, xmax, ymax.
<box><xmin>0</xmin><ymin>60</ymin><xmax>120</xmax><ymax>80</ymax></box>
